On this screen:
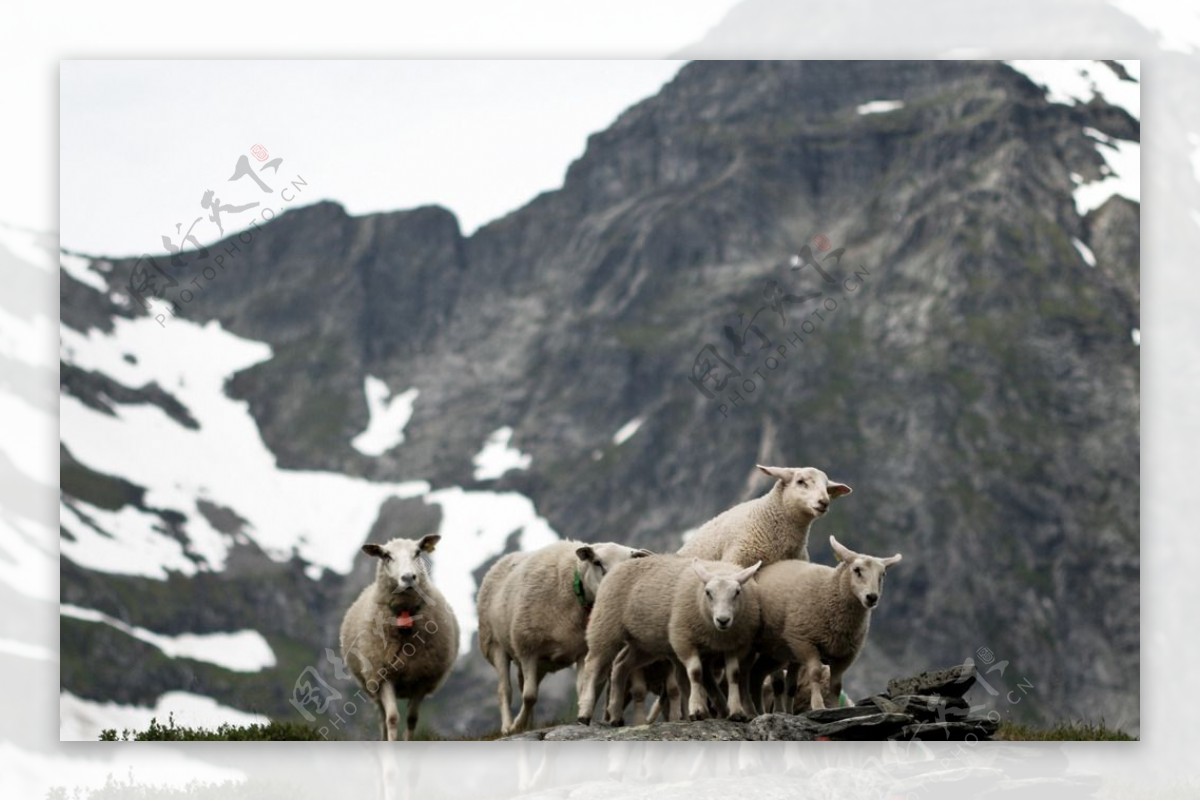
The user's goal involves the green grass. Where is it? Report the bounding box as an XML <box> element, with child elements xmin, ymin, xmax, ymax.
<box><xmin>98</xmin><ymin>714</ymin><xmax>332</xmax><ymax>741</ymax></box>
<box><xmin>997</xmin><ymin>719</ymin><xmax>1136</xmax><ymax>741</ymax></box>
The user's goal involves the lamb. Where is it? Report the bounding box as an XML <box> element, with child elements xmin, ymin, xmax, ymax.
<box><xmin>576</xmin><ymin>555</ymin><xmax>762</xmax><ymax>725</ymax></box>
<box><xmin>750</xmin><ymin>535</ymin><xmax>902</xmax><ymax>710</ymax></box>
<box><xmin>678</xmin><ymin>464</ymin><xmax>852</xmax><ymax>566</ymax></box>
<box><xmin>476</xmin><ymin>539</ymin><xmax>652</xmax><ymax>733</ymax></box>
<box><xmin>339</xmin><ymin>535</ymin><xmax>460</xmax><ymax>741</ymax></box>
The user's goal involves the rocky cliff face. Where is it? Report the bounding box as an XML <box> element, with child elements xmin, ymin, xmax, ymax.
<box><xmin>60</xmin><ymin>59</ymin><xmax>1139</xmax><ymax>738</ymax></box>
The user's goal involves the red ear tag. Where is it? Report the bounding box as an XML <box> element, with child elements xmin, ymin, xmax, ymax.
<box><xmin>396</xmin><ymin>612</ymin><xmax>414</xmax><ymax>629</ymax></box>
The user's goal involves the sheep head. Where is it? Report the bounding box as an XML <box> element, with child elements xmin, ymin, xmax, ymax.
<box><xmin>362</xmin><ymin>534</ymin><xmax>440</xmax><ymax>593</ymax></box>
<box><xmin>574</xmin><ymin>542</ymin><xmax>653</xmax><ymax>603</ymax></box>
<box><xmin>691</xmin><ymin>558</ymin><xmax>761</xmax><ymax>631</ymax></box>
<box><xmin>757</xmin><ymin>464</ymin><xmax>852</xmax><ymax>520</ymax></box>
<box><xmin>829</xmin><ymin>534</ymin><xmax>902</xmax><ymax>610</ymax></box>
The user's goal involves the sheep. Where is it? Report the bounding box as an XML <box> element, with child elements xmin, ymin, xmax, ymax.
<box><xmin>576</xmin><ymin>555</ymin><xmax>762</xmax><ymax>725</ymax></box>
<box><xmin>750</xmin><ymin>535</ymin><xmax>902</xmax><ymax>710</ymax></box>
<box><xmin>476</xmin><ymin>539</ymin><xmax>652</xmax><ymax>734</ymax></box>
<box><xmin>678</xmin><ymin>464</ymin><xmax>852</xmax><ymax>565</ymax></box>
<box><xmin>339</xmin><ymin>534</ymin><xmax>460</xmax><ymax>741</ymax></box>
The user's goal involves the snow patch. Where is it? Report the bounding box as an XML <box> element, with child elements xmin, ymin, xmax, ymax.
<box><xmin>1071</xmin><ymin>137</ymin><xmax>1140</xmax><ymax>215</ymax></box>
<box><xmin>60</xmin><ymin>252</ymin><xmax>108</xmax><ymax>292</ymax></box>
<box><xmin>613</xmin><ymin>417</ymin><xmax>645</xmax><ymax>446</ymax></box>
<box><xmin>350</xmin><ymin>376</ymin><xmax>418</xmax><ymax>456</ymax></box>
<box><xmin>856</xmin><ymin>99</ymin><xmax>904</xmax><ymax>115</ymax></box>
<box><xmin>1007</xmin><ymin>60</ymin><xmax>1140</xmax><ymax>121</ymax></box>
<box><xmin>60</xmin><ymin>691</ymin><xmax>269</xmax><ymax>741</ymax></box>
<box><xmin>60</xmin><ymin>500</ymin><xmax>203</xmax><ymax>580</ymax></box>
<box><xmin>1072</xmin><ymin>237</ymin><xmax>1097</xmax><ymax>267</ymax></box>
<box><xmin>59</xmin><ymin>314</ymin><xmax>430</xmax><ymax>578</ymax></box>
<box><xmin>1132</xmin><ymin>328</ymin><xmax>1141</xmax><ymax>346</ymax></box>
<box><xmin>425</xmin><ymin>486</ymin><xmax>560</xmax><ymax>653</ymax></box>
<box><xmin>61</xmin><ymin>604</ymin><xmax>276</xmax><ymax>672</ymax></box>
<box><xmin>472</xmin><ymin>426</ymin><xmax>532</xmax><ymax>480</ymax></box>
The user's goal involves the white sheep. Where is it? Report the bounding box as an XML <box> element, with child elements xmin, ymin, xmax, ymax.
<box><xmin>339</xmin><ymin>535</ymin><xmax>460</xmax><ymax>741</ymax></box>
<box><xmin>576</xmin><ymin>555</ymin><xmax>762</xmax><ymax>725</ymax></box>
<box><xmin>476</xmin><ymin>539</ymin><xmax>652</xmax><ymax>733</ymax></box>
<box><xmin>678</xmin><ymin>464</ymin><xmax>852</xmax><ymax>565</ymax></box>
<box><xmin>751</xmin><ymin>535</ymin><xmax>902</xmax><ymax>709</ymax></box>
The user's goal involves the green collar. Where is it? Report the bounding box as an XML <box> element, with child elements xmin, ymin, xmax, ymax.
<box><xmin>572</xmin><ymin>570</ymin><xmax>592</xmax><ymax>613</ymax></box>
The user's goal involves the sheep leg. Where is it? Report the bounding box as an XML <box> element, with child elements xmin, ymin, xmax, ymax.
<box><xmin>797</xmin><ymin>651</ymin><xmax>826</xmax><ymax>710</ymax></box>
<box><xmin>747</xmin><ymin>655</ymin><xmax>776</xmax><ymax>715</ymax></box>
<box><xmin>511</xmin><ymin>656</ymin><xmax>542</xmax><ymax>732</ymax></box>
<box><xmin>724</xmin><ymin>653</ymin><xmax>750</xmax><ymax>721</ymax></box>
<box><xmin>404</xmin><ymin>693</ymin><xmax>424</xmax><ymax>742</ymax></box>
<box><xmin>577</xmin><ymin>639</ymin><xmax>624</xmax><ymax>725</ymax></box>
<box><xmin>668</xmin><ymin>661</ymin><xmax>687</xmax><ymax>721</ymax></box>
<box><xmin>606</xmin><ymin>645</ymin><xmax>645</xmax><ymax>726</ymax></box>
<box><xmin>379</xmin><ymin>681</ymin><xmax>401</xmax><ymax>741</ymax></box>
<box><xmin>783</xmin><ymin>663</ymin><xmax>801</xmax><ymax>712</ymax></box>
<box><xmin>630</xmin><ymin>668</ymin><xmax>649</xmax><ymax>726</ymax></box>
<box><xmin>681</xmin><ymin>650</ymin><xmax>709</xmax><ymax>721</ymax></box>
<box><xmin>703</xmin><ymin>664</ymin><xmax>728</xmax><ymax>717</ymax></box>
<box><xmin>828</xmin><ymin>658</ymin><xmax>853</xmax><ymax>706</ymax></box>
<box><xmin>491</xmin><ymin>650</ymin><xmax>515</xmax><ymax>734</ymax></box>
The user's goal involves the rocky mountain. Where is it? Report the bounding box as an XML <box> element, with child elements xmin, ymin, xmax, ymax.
<box><xmin>58</xmin><ymin>59</ymin><xmax>1139</xmax><ymax>739</ymax></box>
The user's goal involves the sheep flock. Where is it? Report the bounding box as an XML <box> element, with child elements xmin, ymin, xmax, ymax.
<box><xmin>340</xmin><ymin>463</ymin><xmax>904</xmax><ymax>740</ymax></box>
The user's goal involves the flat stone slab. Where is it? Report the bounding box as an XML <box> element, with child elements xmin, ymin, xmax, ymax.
<box><xmin>862</xmin><ymin>694</ymin><xmax>970</xmax><ymax>721</ymax></box>
<box><xmin>887</xmin><ymin>664</ymin><xmax>977</xmax><ymax>698</ymax></box>
<box><xmin>801</xmin><ymin>705</ymin><xmax>885</xmax><ymax>724</ymax></box>
<box><xmin>895</xmin><ymin>719</ymin><xmax>997</xmax><ymax>741</ymax></box>
<box><xmin>811</xmin><ymin>712</ymin><xmax>914</xmax><ymax>740</ymax></box>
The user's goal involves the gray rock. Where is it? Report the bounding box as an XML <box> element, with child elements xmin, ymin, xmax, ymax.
<box><xmin>747</xmin><ymin>714</ymin><xmax>820</xmax><ymax>741</ymax></box>
<box><xmin>542</xmin><ymin>724</ymin><xmax>607</xmax><ymax>741</ymax></box>
<box><xmin>502</xmin><ymin>719</ymin><xmax>751</xmax><ymax>742</ymax></box>
<box><xmin>887</xmin><ymin>664</ymin><xmax>977</xmax><ymax>698</ymax></box>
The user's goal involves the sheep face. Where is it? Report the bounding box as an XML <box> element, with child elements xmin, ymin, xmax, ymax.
<box><xmin>829</xmin><ymin>535</ymin><xmax>902</xmax><ymax>609</ymax></box>
<box><xmin>574</xmin><ymin>542</ymin><xmax>653</xmax><ymax>601</ymax></box>
<box><xmin>691</xmin><ymin>559</ymin><xmax>762</xmax><ymax>631</ymax></box>
<box><xmin>362</xmin><ymin>535</ymin><xmax>440</xmax><ymax>592</ymax></box>
<box><xmin>757</xmin><ymin>464</ymin><xmax>852</xmax><ymax>519</ymax></box>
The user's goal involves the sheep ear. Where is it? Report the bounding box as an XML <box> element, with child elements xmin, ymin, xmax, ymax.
<box><xmin>881</xmin><ymin>553</ymin><xmax>903</xmax><ymax>567</ymax></box>
<box><xmin>418</xmin><ymin>534</ymin><xmax>441</xmax><ymax>553</ymax></box>
<box><xmin>362</xmin><ymin>543</ymin><xmax>387</xmax><ymax>560</ymax></box>
<box><xmin>733</xmin><ymin>560</ymin><xmax>762</xmax><ymax>584</ymax></box>
<box><xmin>828</xmin><ymin>482</ymin><xmax>853</xmax><ymax>498</ymax></box>
<box><xmin>829</xmin><ymin>535</ymin><xmax>856</xmax><ymax>563</ymax></box>
<box><xmin>756</xmin><ymin>464</ymin><xmax>791</xmax><ymax>482</ymax></box>
<box><xmin>631</xmin><ymin>548</ymin><xmax>654</xmax><ymax>559</ymax></box>
<box><xmin>576</xmin><ymin>546</ymin><xmax>596</xmax><ymax>562</ymax></box>
<box><xmin>691</xmin><ymin>558</ymin><xmax>713</xmax><ymax>583</ymax></box>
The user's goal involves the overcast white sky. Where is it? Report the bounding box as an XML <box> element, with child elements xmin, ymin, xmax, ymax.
<box><xmin>59</xmin><ymin>59</ymin><xmax>703</xmax><ymax>255</ymax></box>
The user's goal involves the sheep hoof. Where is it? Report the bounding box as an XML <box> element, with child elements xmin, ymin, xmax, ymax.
<box><xmin>728</xmin><ymin>712</ymin><xmax>749</xmax><ymax>723</ymax></box>
<box><xmin>688</xmin><ymin>711</ymin><xmax>708</xmax><ymax>722</ymax></box>
<box><xmin>609</xmin><ymin>717</ymin><xmax>625</xmax><ymax>728</ymax></box>
<box><xmin>577</xmin><ymin>716</ymin><xmax>592</xmax><ymax>726</ymax></box>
